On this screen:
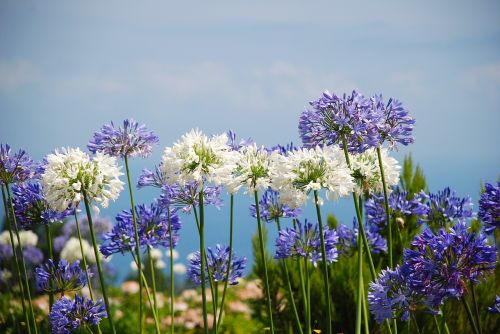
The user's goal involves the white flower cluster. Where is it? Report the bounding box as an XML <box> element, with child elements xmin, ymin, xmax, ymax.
<box><xmin>224</xmin><ymin>143</ymin><xmax>272</xmax><ymax>194</ymax></box>
<box><xmin>161</xmin><ymin>129</ymin><xmax>237</xmax><ymax>187</ymax></box>
<box><xmin>60</xmin><ymin>236</ymin><xmax>109</xmax><ymax>263</ymax></box>
<box><xmin>349</xmin><ymin>148</ymin><xmax>400</xmax><ymax>195</ymax></box>
<box><xmin>270</xmin><ymin>146</ymin><xmax>355</xmax><ymax>207</ymax></box>
<box><xmin>0</xmin><ymin>230</ymin><xmax>38</xmax><ymax>247</ymax></box>
<box><xmin>41</xmin><ymin>147</ymin><xmax>124</xmax><ymax>213</ymax></box>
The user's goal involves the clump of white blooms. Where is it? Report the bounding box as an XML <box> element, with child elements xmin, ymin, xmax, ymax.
<box><xmin>0</xmin><ymin>230</ymin><xmax>38</xmax><ymax>247</ymax></box>
<box><xmin>41</xmin><ymin>147</ymin><xmax>124</xmax><ymax>213</ymax></box>
<box><xmin>173</xmin><ymin>263</ymin><xmax>187</xmax><ymax>274</ymax></box>
<box><xmin>161</xmin><ymin>129</ymin><xmax>237</xmax><ymax>187</ymax></box>
<box><xmin>270</xmin><ymin>146</ymin><xmax>355</xmax><ymax>207</ymax></box>
<box><xmin>60</xmin><ymin>237</ymin><xmax>95</xmax><ymax>263</ymax></box>
<box><xmin>349</xmin><ymin>148</ymin><xmax>400</xmax><ymax>195</ymax></box>
<box><xmin>224</xmin><ymin>143</ymin><xmax>272</xmax><ymax>194</ymax></box>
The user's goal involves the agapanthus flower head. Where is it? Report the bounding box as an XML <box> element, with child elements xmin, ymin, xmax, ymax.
<box><xmin>488</xmin><ymin>295</ymin><xmax>500</xmax><ymax>314</ymax></box>
<box><xmin>0</xmin><ymin>229</ymin><xmax>38</xmax><ymax>247</ymax></box>
<box><xmin>158</xmin><ymin>180</ymin><xmax>223</xmax><ymax>213</ymax></box>
<box><xmin>478</xmin><ymin>182</ymin><xmax>500</xmax><ymax>233</ymax></box>
<box><xmin>63</xmin><ymin>215</ymin><xmax>112</xmax><ymax>241</ymax></box>
<box><xmin>187</xmin><ymin>244</ymin><xmax>246</xmax><ymax>285</ymax></box>
<box><xmin>349</xmin><ymin>148</ymin><xmax>400</xmax><ymax>195</ymax></box>
<box><xmin>417</xmin><ymin>187</ymin><xmax>474</xmax><ymax>228</ymax></box>
<box><xmin>12</xmin><ymin>182</ymin><xmax>72</xmax><ymax>229</ymax></box>
<box><xmin>88</xmin><ymin>119</ymin><xmax>159</xmax><ymax>158</ymax></box>
<box><xmin>270</xmin><ymin>145</ymin><xmax>355</xmax><ymax>208</ymax></box>
<box><xmin>336</xmin><ymin>220</ymin><xmax>387</xmax><ymax>255</ymax></box>
<box><xmin>0</xmin><ymin>144</ymin><xmax>35</xmax><ymax>185</ymax></box>
<box><xmin>299</xmin><ymin>90</ymin><xmax>381</xmax><ymax>153</ymax></box>
<box><xmin>225</xmin><ymin>143</ymin><xmax>273</xmax><ymax>194</ymax></box>
<box><xmin>403</xmin><ymin>222</ymin><xmax>497</xmax><ymax>310</ymax></box>
<box><xmin>50</xmin><ymin>294</ymin><xmax>107</xmax><ymax>334</ymax></box>
<box><xmin>36</xmin><ymin>259</ymin><xmax>89</xmax><ymax>293</ymax></box>
<box><xmin>161</xmin><ymin>129</ymin><xmax>237</xmax><ymax>186</ymax></box>
<box><xmin>60</xmin><ymin>237</ymin><xmax>96</xmax><ymax>263</ymax></box>
<box><xmin>100</xmin><ymin>203</ymin><xmax>181</xmax><ymax>257</ymax></box>
<box><xmin>41</xmin><ymin>148</ymin><xmax>124</xmax><ymax>213</ymax></box>
<box><xmin>371</xmin><ymin>95</ymin><xmax>415</xmax><ymax>150</ymax></box>
<box><xmin>23</xmin><ymin>246</ymin><xmax>44</xmax><ymax>266</ymax></box>
<box><xmin>275</xmin><ymin>219</ymin><xmax>339</xmax><ymax>266</ymax></box>
<box><xmin>227</xmin><ymin>129</ymin><xmax>254</xmax><ymax>151</ymax></box>
<box><xmin>368</xmin><ymin>265</ymin><xmax>418</xmax><ymax>323</ymax></box>
<box><xmin>249</xmin><ymin>188</ymin><xmax>302</xmax><ymax>222</ymax></box>
<box><xmin>365</xmin><ymin>186</ymin><xmax>426</xmax><ymax>232</ymax></box>
<box><xmin>0</xmin><ymin>243</ymin><xmax>13</xmax><ymax>259</ymax></box>
<box><xmin>267</xmin><ymin>142</ymin><xmax>300</xmax><ymax>156</ymax></box>
<box><xmin>137</xmin><ymin>164</ymin><xmax>167</xmax><ymax>188</ymax></box>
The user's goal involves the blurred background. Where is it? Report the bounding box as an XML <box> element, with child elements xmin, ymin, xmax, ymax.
<box><xmin>1</xmin><ymin>0</ymin><xmax>499</xmax><ymax>282</ymax></box>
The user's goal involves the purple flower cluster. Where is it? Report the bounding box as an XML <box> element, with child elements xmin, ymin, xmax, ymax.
<box><xmin>88</xmin><ymin>119</ymin><xmax>159</xmax><ymax>158</ymax></box>
<box><xmin>365</xmin><ymin>186</ymin><xmax>426</xmax><ymax>232</ymax></box>
<box><xmin>249</xmin><ymin>189</ymin><xmax>302</xmax><ymax>222</ymax></box>
<box><xmin>488</xmin><ymin>295</ymin><xmax>500</xmax><ymax>314</ymax></box>
<box><xmin>417</xmin><ymin>187</ymin><xmax>474</xmax><ymax>228</ymax></box>
<box><xmin>187</xmin><ymin>244</ymin><xmax>246</xmax><ymax>285</ymax></box>
<box><xmin>275</xmin><ymin>219</ymin><xmax>339</xmax><ymax>265</ymax></box>
<box><xmin>50</xmin><ymin>294</ymin><xmax>107</xmax><ymax>334</ymax></box>
<box><xmin>479</xmin><ymin>182</ymin><xmax>500</xmax><ymax>233</ymax></box>
<box><xmin>100</xmin><ymin>203</ymin><xmax>181</xmax><ymax>257</ymax></box>
<box><xmin>336</xmin><ymin>220</ymin><xmax>387</xmax><ymax>255</ymax></box>
<box><xmin>368</xmin><ymin>265</ymin><xmax>418</xmax><ymax>323</ymax></box>
<box><xmin>267</xmin><ymin>142</ymin><xmax>299</xmax><ymax>155</ymax></box>
<box><xmin>137</xmin><ymin>164</ymin><xmax>166</xmax><ymax>189</ymax></box>
<box><xmin>403</xmin><ymin>223</ymin><xmax>496</xmax><ymax>311</ymax></box>
<box><xmin>36</xmin><ymin>259</ymin><xmax>89</xmax><ymax>293</ymax></box>
<box><xmin>53</xmin><ymin>215</ymin><xmax>111</xmax><ymax>253</ymax></box>
<box><xmin>23</xmin><ymin>246</ymin><xmax>44</xmax><ymax>267</ymax></box>
<box><xmin>158</xmin><ymin>181</ymin><xmax>223</xmax><ymax>213</ymax></box>
<box><xmin>0</xmin><ymin>144</ymin><xmax>35</xmax><ymax>185</ymax></box>
<box><xmin>227</xmin><ymin>129</ymin><xmax>254</xmax><ymax>151</ymax></box>
<box><xmin>299</xmin><ymin>90</ymin><xmax>415</xmax><ymax>153</ymax></box>
<box><xmin>12</xmin><ymin>182</ymin><xmax>72</xmax><ymax>229</ymax></box>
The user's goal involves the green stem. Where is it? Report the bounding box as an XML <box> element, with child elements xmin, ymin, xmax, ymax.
<box><xmin>216</xmin><ymin>194</ymin><xmax>234</xmax><ymax>331</ymax></box>
<box><xmin>1</xmin><ymin>185</ymin><xmax>31</xmax><ymax>334</ymax></box>
<box><xmin>147</xmin><ymin>248</ymin><xmax>158</xmax><ymax>318</ymax></box>
<box><xmin>356</xmin><ymin>218</ymin><xmax>363</xmax><ymax>334</ymax></box>
<box><xmin>132</xmin><ymin>253</ymin><xmax>161</xmax><ymax>334</ymax></box>
<box><xmin>470</xmin><ymin>282</ymin><xmax>482</xmax><ymax>334</ymax></box>
<box><xmin>6</xmin><ymin>185</ymin><xmax>38</xmax><ymax>334</ymax></box>
<box><xmin>276</xmin><ymin>219</ymin><xmax>303</xmax><ymax>334</ymax></box>
<box><xmin>214</xmin><ymin>282</ymin><xmax>219</xmax><ymax>334</ymax></box>
<box><xmin>254</xmin><ymin>190</ymin><xmax>275</xmax><ymax>334</ymax></box>
<box><xmin>199</xmin><ymin>190</ymin><xmax>209</xmax><ymax>334</ymax></box>
<box><xmin>82</xmin><ymin>192</ymin><xmax>116</xmax><ymax>334</ymax></box>
<box><xmin>124</xmin><ymin>155</ymin><xmax>143</xmax><ymax>334</ymax></box>
<box><xmin>461</xmin><ymin>296</ymin><xmax>479</xmax><ymax>334</ymax></box>
<box><xmin>411</xmin><ymin>313</ymin><xmax>420</xmax><ymax>334</ymax></box>
<box><xmin>304</xmin><ymin>256</ymin><xmax>311</xmax><ymax>334</ymax></box>
<box><xmin>293</xmin><ymin>219</ymin><xmax>308</xmax><ymax>322</ymax></box>
<box><xmin>433</xmin><ymin>315</ymin><xmax>442</xmax><ymax>334</ymax></box>
<box><xmin>313</xmin><ymin>190</ymin><xmax>332</xmax><ymax>334</ymax></box>
<box><xmin>74</xmin><ymin>211</ymin><xmax>95</xmax><ymax>300</ymax></box>
<box><xmin>45</xmin><ymin>224</ymin><xmax>54</xmax><ymax>310</ymax></box>
<box><xmin>168</xmin><ymin>209</ymin><xmax>175</xmax><ymax>334</ymax></box>
<box><xmin>361</xmin><ymin>278</ymin><xmax>369</xmax><ymax>334</ymax></box>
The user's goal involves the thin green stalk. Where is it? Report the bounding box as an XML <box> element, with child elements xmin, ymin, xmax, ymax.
<box><xmin>461</xmin><ymin>296</ymin><xmax>479</xmax><ymax>334</ymax></box>
<box><xmin>1</xmin><ymin>185</ymin><xmax>31</xmax><ymax>334</ymax></box>
<box><xmin>276</xmin><ymin>219</ymin><xmax>303</xmax><ymax>334</ymax></box>
<box><xmin>361</xmin><ymin>278</ymin><xmax>369</xmax><ymax>334</ymax></box>
<box><xmin>124</xmin><ymin>155</ymin><xmax>144</xmax><ymax>334</ymax></box>
<box><xmin>293</xmin><ymin>219</ymin><xmax>308</xmax><ymax>320</ymax></box>
<box><xmin>214</xmin><ymin>282</ymin><xmax>219</xmax><ymax>334</ymax></box>
<box><xmin>433</xmin><ymin>315</ymin><xmax>442</xmax><ymax>334</ymax></box>
<box><xmin>132</xmin><ymin>253</ymin><xmax>161</xmax><ymax>334</ymax></box>
<box><xmin>74</xmin><ymin>211</ymin><xmax>95</xmax><ymax>300</ymax></box>
<box><xmin>168</xmin><ymin>209</ymin><xmax>175</xmax><ymax>334</ymax></box>
<box><xmin>147</xmin><ymin>248</ymin><xmax>159</xmax><ymax>318</ymax></box>
<box><xmin>199</xmin><ymin>190</ymin><xmax>209</xmax><ymax>334</ymax></box>
<box><xmin>411</xmin><ymin>313</ymin><xmax>420</xmax><ymax>334</ymax></box>
<box><xmin>304</xmin><ymin>256</ymin><xmax>311</xmax><ymax>334</ymax></box>
<box><xmin>6</xmin><ymin>185</ymin><xmax>38</xmax><ymax>334</ymax></box>
<box><xmin>355</xmin><ymin>221</ymin><xmax>363</xmax><ymax>334</ymax></box>
<box><xmin>376</xmin><ymin>147</ymin><xmax>393</xmax><ymax>268</ymax></box>
<box><xmin>254</xmin><ymin>190</ymin><xmax>275</xmax><ymax>334</ymax></box>
<box><xmin>82</xmin><ymin>192</ymin><xmax>116</xmax><ymax>334</ymax></box>
<box><xmin>45</xmin><ymin>224</ymin><xmax>54</xmax><ymax>309</ymax></box>
<box><xmin>216</xmin><ymin>194</ymin><xmax>234</xmax><ymax>331</ymax></box>
<box><xmin>470</xmin><ymin>282</ymin><xmax>482</xmax><ymax>334</ymax></box>
<box><xmin>313</xmin><ymin>190</ymin><xmax>332</xmax><ymax>334</ymax></box>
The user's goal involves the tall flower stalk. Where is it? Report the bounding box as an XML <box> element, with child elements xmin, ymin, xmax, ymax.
<box><xmin>168</xmin><ymin>209</ymin><xmax>175</xmax><ymax>334</ymax></box>
<box><xmin>73</xmin><ymin>211</ymin><xmax>95</xmax><ymax>300</ymax></box>
<box><xmin>1</xmin><ymin>185</ymin><xmax>31</xmax><ymax>334</ymax></box>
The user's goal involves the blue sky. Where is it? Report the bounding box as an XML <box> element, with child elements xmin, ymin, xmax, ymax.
<box><xmin>1</xmin><ymin>1</ymin><xmax>499</xmax><ymax>281</ymax></box>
